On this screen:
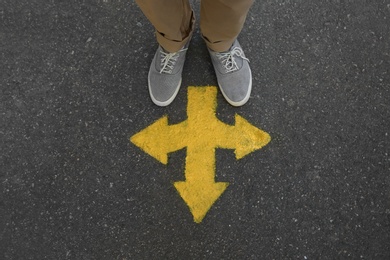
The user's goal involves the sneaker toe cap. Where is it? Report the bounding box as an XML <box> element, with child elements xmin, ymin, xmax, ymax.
<box><xmin>218</xmin><ymin>63</ymin><xmax>252</xmax><ymax>106</ymax></box>
<box><xmin>148</xmin><ymin>71</ymin><xmax>182</xmax><ymax>106</ymax></box>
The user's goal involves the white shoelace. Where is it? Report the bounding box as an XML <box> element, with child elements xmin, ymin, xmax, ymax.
<box><xmin>216</xmin><ymin>47</ymin><xmax>249</xmax><ymax>73</ymax></box>
<box><xmin>159</xmin><ymin>48</ymin><xmax>187</xmax><ymax>74</ymax></box>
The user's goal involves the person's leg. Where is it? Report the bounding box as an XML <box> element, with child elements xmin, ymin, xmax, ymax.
<box><xmin>135</xmin><ymin>0</ymin><xmax>194</xmax><ymax>106</ymax></box>
<box><xmin>135</xmin><ymin>0</ymin><xmax>194</xmax><ymax>52</ymax></box>
<box><xmin>201</xmin><ymin>0</ymin><xmax>254</xmax><ymax>107</ymax></box>
<box><xmin>200</xmin><ymin>0</ymin><xmax>254</xmax><ymax>52</ymax></box>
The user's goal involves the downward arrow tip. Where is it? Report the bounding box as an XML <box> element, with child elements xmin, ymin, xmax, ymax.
<box><xmin>174</xmin><ymin>181</ymin><xmax>229</xmax><ymax>223</ymax></box>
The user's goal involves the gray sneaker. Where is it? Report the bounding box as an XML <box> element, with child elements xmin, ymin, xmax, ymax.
<box><xmin>208</xmin><ymin>40</ymin><xmax>252</xmax><ymax>106</ymax></box>
<box><xmin>148</xmin><ymin>43</ymin><xmax>189</xmax><ymax>106</ymax></box>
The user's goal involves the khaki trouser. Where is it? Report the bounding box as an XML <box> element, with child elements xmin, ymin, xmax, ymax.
<box><xmin>135</xmin><ymin>0</ymin><xmax>254</xmax><ymax>53</ymax></box>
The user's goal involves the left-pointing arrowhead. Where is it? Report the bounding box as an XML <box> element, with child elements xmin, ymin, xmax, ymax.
<box><xmin>174</xmin><ymin>181</ymin><xmax>229</xmax><ymax>223</ymax></box>
<box><xmin>130</xmin><ymin>116</ymin><xmax>186</xmax><ymax>164</ymax></box>
<box><xmin>234</xmin><ymin>114</ymin><xmax>271</xmax><ymax>159</ymax></box>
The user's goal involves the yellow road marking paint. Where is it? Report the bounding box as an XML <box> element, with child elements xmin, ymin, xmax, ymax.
<box><xmin>131</xmin><ymin>86</ymin><xmax>271</xmax><ymax>223</ymax></box>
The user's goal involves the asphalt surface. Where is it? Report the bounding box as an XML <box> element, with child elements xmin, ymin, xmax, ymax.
<box><xmin>1</xmin><ymin>0</ymin><xmax>390</xmax><ymax>259</ymax></box>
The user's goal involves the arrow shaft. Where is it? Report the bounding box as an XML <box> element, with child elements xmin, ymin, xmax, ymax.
<box><xmin>175</xmin><ymin>143</ymin><xmax>228</xmax><ymax>224</ymax></box>
<box><xmin>163</xmin><ymin>121</ymin><xmax>188</xmax><ymax>153</ymax></box>
<box><xmin>184</xmin><ymin>145</ymin><xmax>216</xmax><ymax>184</ymax></box>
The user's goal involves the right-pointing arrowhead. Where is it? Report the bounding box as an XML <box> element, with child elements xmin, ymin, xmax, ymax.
<box><xmin>234</xmin><ymin>114</ymin><xmax>271</xmax><ymax>159</ymax></box>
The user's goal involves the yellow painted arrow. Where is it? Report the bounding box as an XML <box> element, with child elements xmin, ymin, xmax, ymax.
<box><xmin>131</xmin><ymin>86</ymin><xmax>271</xmax><ymax>223</ymax></box>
